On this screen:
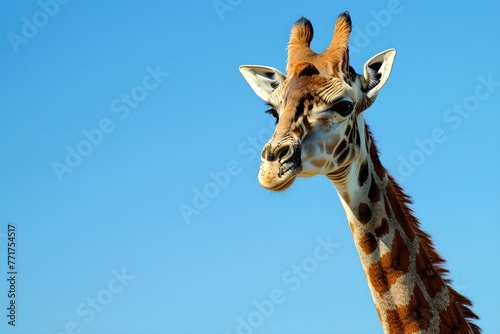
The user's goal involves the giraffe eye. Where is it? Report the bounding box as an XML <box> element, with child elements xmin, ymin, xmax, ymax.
<box><xmin>265</xmin><ymin>108</ymin><xmax>279</xmax><ymax>123</ymax></box>
<box><xmin>332</xmin><ymin>100</ymin><xmax>354</xmax><ymax>116</ymax></box>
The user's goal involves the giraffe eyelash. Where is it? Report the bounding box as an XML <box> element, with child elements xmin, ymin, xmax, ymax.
<box><xmin>265</xmin><ymin>108</ymin><xmax>279</xmax><ymax>123</ymax></box>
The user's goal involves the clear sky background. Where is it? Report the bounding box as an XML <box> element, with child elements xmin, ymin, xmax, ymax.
<box><xmin>1</xmin><ymin>1</ymin><xmax>499</xmax><ymax>333</ymax></box>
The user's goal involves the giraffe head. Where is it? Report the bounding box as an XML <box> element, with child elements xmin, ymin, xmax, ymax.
<box><xmin>240</xmin><ymin>12</ymin><xmax>395</xmax><ymax>191</ymax></box>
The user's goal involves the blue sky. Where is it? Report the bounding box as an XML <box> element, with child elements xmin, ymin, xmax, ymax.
<box><xmin>1</xmin><ymin>1</ymin><xmax>499</xmax><ymax>333</ymax></box>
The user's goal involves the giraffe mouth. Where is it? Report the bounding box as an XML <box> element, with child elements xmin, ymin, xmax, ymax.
<box><xmin>258</xmin><ymin>159</ymin><xmax>302</xmax><ymax>191</ymax></box>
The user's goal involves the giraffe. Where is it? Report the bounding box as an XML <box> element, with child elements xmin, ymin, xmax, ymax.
<box><xmin>239</xmin><ymin>12</ymin><xmax>481</xmax><ymax>334</ymax></box>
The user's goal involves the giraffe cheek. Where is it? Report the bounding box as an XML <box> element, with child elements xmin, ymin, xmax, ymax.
<box><xmin>301</xmin><ymin>141</ymin><xmax>318</xmax><ymax>161</ymax></box>
<box><xmin>310</xmin><ymin>159</ymin><xmax>326</xmax><ymax>169</ymax></box>
<box><xmin>325</xmin><ymin>140</ymin><xmax>338</xmax><ymax>155</ymax></box>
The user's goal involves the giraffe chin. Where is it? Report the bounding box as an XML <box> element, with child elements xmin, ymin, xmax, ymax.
<box><xmin>258</xmin><ymin>162</ymin><xmax>301</xmax><ymax>192</ymax></box>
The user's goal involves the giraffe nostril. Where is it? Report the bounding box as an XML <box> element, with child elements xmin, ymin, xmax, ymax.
<box><xmin>261</xmin><ymin>145</ymin><xmax>276</xmax><ymax>162</ymax></box>
<box><xmin>277</xmin><ymin>147</ymin><xmax>289</xmax><ymax>160</ymax></box>
<box><xmin>266</xmin><ymin>151</ymin><xmax>276</xmax><ymax>161</ymax></box>
<box><xmin>262</xmin><ymin>143</ymin><xmax>294</xmax><ymax>162</ymax></box>
<box><xmin>277</xmin><ymin>144</ymin><xmax>293</xmax><ymax>161</ymax></box>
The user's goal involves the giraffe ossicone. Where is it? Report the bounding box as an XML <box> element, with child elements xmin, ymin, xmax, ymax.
<box><xmin>239</xmin><ymin>11</ymin><xmax>481</xmax><ymax>334</ymax></box>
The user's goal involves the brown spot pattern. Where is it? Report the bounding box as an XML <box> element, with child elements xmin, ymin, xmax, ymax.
<box><xmin>336</xmin><ymin>146</ymin><xmax>350</xmax><ymax>166</ymax></box>
<box><xmin>368</xmin><ymin>261</ymin><xmax>390</xmax><ymax>297</ymax></box>
<box><xmin>354</xmin><ymin>129</ymin><xmax>361</xmax><ymax>147</ymax></box>
<box><xmin>375</xmin><ymin>218</ymin><xmax>389</xmax><ymax>238</ymax></box>
<box><xmin>358</xmin><ymin>161</ymin><xmax>369</xmax><ymax>186</ymax></box>
<box><xmin>368</xmin><ymin>176</ymin><xmax>381</xmax><ymax>202</ymax></box>
<box><xmin>326</xmin><ymin>140</ymin><xmax>337</xmax><ymax>154</ymax></box>
<box><xmin>293</xmin><ymin>123</ymin><xmax>304</xmax><ymax>138</ymax></box>
<box><xmin>386</xmin><ymin>285</ymin><xmax>432</xmax><ymax>334</ymax></box>
<box><xmin>368</xmin><ymin>230</ymin><xmax>410</xmax><ymax>296</ymax></box>
<box><xmin>360</xmin><ymin>232</ymin><xmax>378</xmax><ymax>254</ymax></box>
<box><xmin>415</xmin><ymin>251</ymin><xmax>445</xmax><ymax>299</ymax></box>
<box><xmin>334</xmin><ymin>140</ymin><xmax>347</xmax><ymax>157</ymax></box>
<box><xmin>345</xmin><ymin>124</ymin><xmax>352</xmax><ymax>137</ymax></box>
<box><xmin>358</xmin><ymin>203</ymin><xmax>372</xmax><ymax>224</ymax></box>
<box><xmin>295</xmin><ymin>62</ymin><xmax>320</xmax><ymax>77</ymax></box>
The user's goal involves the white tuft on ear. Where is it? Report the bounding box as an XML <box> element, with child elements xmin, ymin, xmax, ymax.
<box><xmin>239</xmin><ymin>65</ymin><xmax>286</xmax><ymax>102</ymax></box>
<box><xmin>362</xmin><ymin>49</ymin><xmax>396</xmax><ymax>99</ymax></box>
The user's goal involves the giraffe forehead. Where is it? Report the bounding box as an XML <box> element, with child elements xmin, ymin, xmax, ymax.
<box><xmin>273</xmin><ymin>74</ymin><xmax>346</xmax><ymax>111</ymax></box>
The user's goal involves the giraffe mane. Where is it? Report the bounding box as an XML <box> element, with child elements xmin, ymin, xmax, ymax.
<box><xmin>366</xmin><ymin>125</ymin><xmax>481</xmax><ymax>333</ymax></box>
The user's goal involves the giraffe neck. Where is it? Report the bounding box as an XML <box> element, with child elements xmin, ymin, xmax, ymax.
<box><xmin>327</xmin><ymin>124</ymin><xmax>480</xmax><ymax>334</ymax></box>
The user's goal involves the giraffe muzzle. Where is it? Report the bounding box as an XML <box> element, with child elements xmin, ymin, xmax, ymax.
<box><xmin>258</xmin><ymin>140</ymin><xmax>303</xmax><ymax>191</ymax></box>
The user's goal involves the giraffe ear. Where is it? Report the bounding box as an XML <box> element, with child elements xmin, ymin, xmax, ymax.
<box><xmin>239</xmin><ymin>65</ymin><xmax>286</xmax><ymax>102</ymax></box>
<box><xmin>362</xmin><ymin>49</ymin><xmax>396</xmax><ymax>99</ymax></box>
